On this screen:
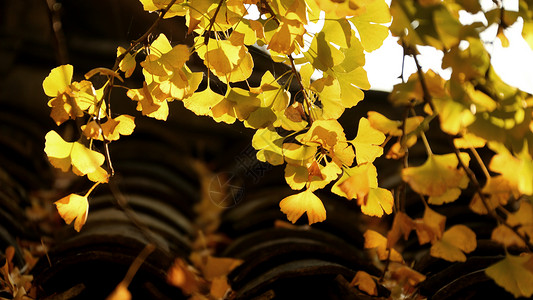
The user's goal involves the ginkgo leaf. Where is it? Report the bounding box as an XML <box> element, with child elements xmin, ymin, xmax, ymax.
<box><xmin>489</xmin><ymin>147</ymin><xmax>533</xmax><ymax>196</ymax></box>
<box><xmin>430</xmin><ymin>225</ymin><xmax>476</xmax><ymax>262</ymax></box>
<box><xmin>46</xmin><ymin>79</ymin><xmax>97</xmax><ymax>125</ymax></box>
<box><xmin>414</xmin><ymin>206</ymin><xmax>446</xmax><ymax>244</ymax></box>
<box><xmin>387</xmin><ymin>262</ymin><xmax>427</xmax><ymax>287</ymax></box>
<box><xmin>334</xmin><ymin>163</ymin><xmax>393</xmax><ymax>217</ymax></box>
<box><xmin>55</xmin><ymin>194</ymin><xmax>89</xmax><ymax>232</ymax></box>
<box><xmin>279</xmin><ymin>189</ymin><xmax>326</xmax><ymax>225</ymax></box>
<box><xmin>363</xmin><ymin>230</ymin><xmax>403</xmax><ymax>262</ymax></box>
<box><xmin>43</xmin><ymin>64</ymin><xmax>73</xmax><ymax>97</ymax></box>
<box><xmin>507</xmin><ymin>201</ymin><xmax>533</xmax><ymax>243</ymax></box>
<box><xmin>387</xmin><ymin>212</ymin><xmax>416</xmax><ymax>248</ymax></box>
<box><xmin>211</xmin><ymin>87</ymin><xmax>260</xmax><ymax>124</ymax></box>
<box><xmin>350</xmin><ymin>271</ymin><xmax>377</xmax><ymax>296</ymax></box>
<box><xmin>485</xmin><ymin>253</ymin><xmax>533</xmax><ymax>298</ymax></box>
<box><xmin>45</xmin><ymin>131</ymin><xmax>106</xmax><ymax>178</ymax></box>
<box><xmin>469</xmin><ymin>176</ymin><xmax>513</xmax><ymax>215</ymax></box>
<box><xmin>127</xmin><ymin>83</ymin><xmax>169</xmax><ymax>120</ymax></box>
<box><xmin>402</xmin><ymin>153</ymin><xmax>470</xmax><ymax>197</ymax></box>
<box><xmin>106</xmin><ymin>282</ymin><xmax>131</xmax><ymax>300</ymax></box>
<box><xmin>349</xmin><ymin>0</ymin><xmax>391</xmax><ymax>52</ymax></box>
<box><xmin>252</xmin><ymin>127</ymin><xmax>285</xmax><ymax>166</ymax></box>
<box><xmin>117</xmin><ymin>47</ymin><xmax>136</xmax><ymax>78</ymax></box>
<box><xmin>167</xmin><ymin>258</ymin><xmax>203</xmax><ymax>295</ymax></box>
<box><xmin>351</xmin><ymin>117</ymin><xmax>386</xmax><ymax>164</ymax></box>
<box><xmin>82</xmin><ymin>115</ymin><xmax>135</xmax><ymax>142</ymax></box>
<box><xmin>182</xmin><ymin>85</ymin><xmax>224</xmax><ymax>116</ymax></box>
<box><xmin>491</xmin><ymin>225</ymin><xmax>527</xmax><ymax>248</ymax></box>
<box><xmin>283</xmin><ymin>143</ymin><xmax>317</xmax><ymax>166</ymax></box>
<box><xmin>363</xmin><ymin>188</ymin><xmax>394</xmax><ymax>217</ymax></box>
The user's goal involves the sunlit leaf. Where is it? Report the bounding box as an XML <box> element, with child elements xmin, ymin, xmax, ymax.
<box><xmin>54</xmin><ymin>194</ymin><xmax>89</xmax><ymax>232</ymax></box>
<box><xmin>351</xmin><ymin>117</ymin><xmax>385</xmax><ymax>164</ymax></box>
<box><xmin>279</xmin><ymin>189</ymin><xmax>326</xmax><ymax>224</ymax></box>
<box><xmin>117</xmin><ymin>47</ymin><xmax>136</xmax><ymax>78</ymax></box>
<box><xmin>43</xmin><ymin>64</ymin><xmax>73</xmax><ymax>97</ymax></box>
<box><xmin>182</xmin><ymin>85</ymin><xmax>224</xmax><ymax>116</ymax></box>
<box><xmin>402</xmin><ymin>153</ymin><xmax>470</xmax><ymax>198</ymax></box>
<box><xmin>349</xmin><ymin>0</ymin><xmax>391</xmax><ymax>52</ymax></box>
<box><xmin>45</xmin><ymin>131</ymin><xmax>106</xmax><ymax>179</ymax></box>
<box><xmin>252</xmin><ymin>127</ymin><xmax>285</xmax><ymax>166</ymax></box>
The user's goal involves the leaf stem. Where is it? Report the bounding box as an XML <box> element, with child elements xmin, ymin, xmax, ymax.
<box><xmin>469</xmin><ymin>145</ymin><xmax>491</xmax><ymax>181</ymax></box>
<box><xmin>84</xmin><ymin>181</ymin><xmax>101</xmax><ymax>198</ymax></box>
<box><xmin>288</xmin><ymin>55</ymin><xmax>313</xmax><ymax>124</ymax></box>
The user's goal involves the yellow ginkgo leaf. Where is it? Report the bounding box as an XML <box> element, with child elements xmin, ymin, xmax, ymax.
<box><xmin>352</xmin><ymin>117</ymin><xmax>386</xmax><ymax>164</ymax></box>
<box><xmin>402</xmin><ymin>153</ymin><xmax>470</xmax><ymax>198</ymax></box>
<box><xmin>387</xmin><ymin>212</ymin><xmax>415</xmax><ymax>248</ymax></box>
<box><xmin>54</xmin><ymin>194</ymin><xmax>89</xmax><ymax>232</ymax></box>
<box><xmin>43</xmin><ymin>64</ymin><xmax>73</xmax><ymax>97</ymax></box>
<box><xmin>507</xmin><ymin>201</ymin><xmax>533</xmax><ymax>243</ymax></box>
<box><xmin>126</xmin><ymin>83</ymin><xmax>169</xmax><ymax>120</ymax></box>
<box><xmin>350</xmin><ymin>271</ymin><xmax>377</xmax><ymax>296</ymax></box>
<box><xmin>45</xmin><ymin>130</ymin><xmax>106</xmax><ymax>178</ymax></box>
<box><xmin>82</xmin><ymin>115</ymin><xmax>135</xmax><ymax>142</ymax></box>
<box><xmin>334</xmin><ymin>163</ymin><xmax>393</xmax><ymax>217</ymax></box>
<box><xmin>182</xmin><ymin>85</ymin><xmax>224</xmax><ymax>116</ymax></box>
<box><xmin>469</xmin><ymin>176</ymin><xmax>514</xmax><ymax>215</ymax></box>
<box><xmin>485</xmin><ymin>253</ymin><xmax>533</xmax><ymax>298</ymax></box>
<box><xmin>211</xmin><ymin>87</ymin><xmax>260</xmax><ymax>124</ymax></box>
<box><xmin>363</xmin><ymin>188</ymin><xmax>394</xmax><ymax>217</ymax></box>
<box><xmin>117</xmin><ymin>47</ymin><xmax>136</xmax><ymax>78</ymax></box>
<box><xmin>349</xmin><ymin>0</ymin><xmax>391</xmax><ymax>52</ymax></box>
<box><xmin>363</xmin><ymin>230</ymin><xmax>403</xmax><ymax>262</ymax></box>
<box><xmin>414</xmin><ymin>206</ymin><xmax>446</xmax><ymax>244</ymax></box>
<box><xmin>252</xmin><ymin>127</ymin><xmax>285</xmax><ymax>166</ymax></box>
<box><xmin>430</xmin><ymin>225</ymin><xmax>476</xmax><ymax>262</ymax></box>
<box><xmin>279</xmin><ymin>189</ymin><xmax>326</xmax><ymax>225</ymax></box>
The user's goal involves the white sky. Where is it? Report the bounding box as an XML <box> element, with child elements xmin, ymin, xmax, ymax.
<box><xmin>365</xmin><ymin>0</ymin><xmax>533</xmax><ymax>93</ymax></box>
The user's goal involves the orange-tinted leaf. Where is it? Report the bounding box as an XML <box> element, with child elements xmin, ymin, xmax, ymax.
<box><xmin>491</xmin><ymin>225</ymin><xmax>527</xmax><ymax>248</ymax></box>
<box><xmin>54</xmin><ymin>194</ymin><xmax>89</xmax><ymax>232</ymax></box>
<box><xmin>202</xmin><ymin>256</ymin><xmax>243</xmax><ymax>281</ymax></box>
<box><xmin>279</xmin><ymin>189</ymin><xmax>326</xmax><ymax>225</ymax></box>
<box><xmin>106</xmin><ymin>282</ymin><xmax>131</xmax><ymax>300</ymax></box>
<box><xmin>387</xmin><ymin>212</ymin><xmax>415</xmax><ymax>248</ymax></box>
<box><xmin>363</xmin><ymin>230</ymin><xmax>403</xmax><ymax>262</ymax></box>
<box><xmin>486</xmin><ymin>253</ymin><xmax>533</xmax><ymax>298</ymax></box>
<box><xmin>430</xmin><ymin>225</ymin><xmax>476</xmax><ymax>262</ymax></box>
<box><xmin>414</xmin><ymin>206</ymin><xmax>446</xmax><ymax>244</ymax></box>
<box><xmin>469</xmin><ymin>176</ymin><xmax>513</xmax><ymax>214</ymax></box>
<box><xmin>210</xmin><ymin>276</ymin><xmax>230</xmax><ymax>298</ymax></box>
<box><xmin>388</xmin><ymin>262</ymin><xmax>426</xmax><ymax>287</ymax></box>
<box><xmin>350</xmin><ymin>271</ymin><xmax>377</xmax><ymax>296</ymax></box>
<box><xmin>167</xmin><ymin>258</ymin><xmax>202</xmax><ymax>295</ymax></box>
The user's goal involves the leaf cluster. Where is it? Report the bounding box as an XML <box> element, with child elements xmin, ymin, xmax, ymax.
<box><xmin>40</xmin><ymin>0</ymin><xmax>533</xmax><ymax>298</ymax></box>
